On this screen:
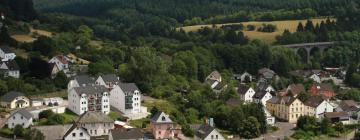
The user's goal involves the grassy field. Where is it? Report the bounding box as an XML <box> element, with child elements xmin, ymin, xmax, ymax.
<box><xmin>178</xmin><ymin>18</ymin><xmax>335</xmax><ymax>43</ymax></box>
<box><xmin>11</xmin><ymin>28</ymin><xmax>53</xmax><ymax>43</ymax></box>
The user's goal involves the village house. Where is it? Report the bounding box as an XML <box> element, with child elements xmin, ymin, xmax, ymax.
<box><xmin>96</xmin><ymin>74</ymin><xmax>120</xmax><ymax>89</ymax></box>
<box><xmin>0</xmin><ymin>45</ymin><xmax>16</xmax><ymax>61</ymax></box>
<box><xmin>63</xmin><ymin>111</ymin><xmax>114</xmax><ymax>139</ymax></box>
<box><xmin>67</xmin><ymin>85</ymin><xmax>110</xmax><ymax>115</ymax></box>
<box><xmin>308</xmin><ymin>83</ymin><xmax>336</xmax><ymax>98</ymax></box>
<box><xmin>264</xmin><ymin>108</ymin><xmax>276</xmax><ymax>125</ymax></box>
<box><xmin>233</xmin><ymin>72</ymin><xmax>253</xmax><ymax>83</ymax></box>
<box><xmin>150</xmin><ymin>112</ymin><xmax>181</xmax><ymax>139</ymax></box>
<box><xmin>289</xmin><ymin>70</ymin><xmax>322</xmax><ymax>83</ymax></box>
<box><xmin>6</xmin><ymin>109</ymin><xmax>33</xmax><ymax>128</ymax></box>
<box><xmin>49</xmin><ymin>55</ymin><xmax>70</xmax><ymax>73</ymax></box>
<box><xmin>32</xmin><ymin>124</ymin><xmax>73</xmax><ymax>140</ymax></box>
<box><xmin>253</xmin><ymin>90</ymin><xmax>273</xmax><ymax>106</ymax></box>
<box><xmin>109</xmin><ymin>128</ymin><xmax>145</xmax><ymax>140</ymax></box>
<box><xmin>335</xmin><ymin>100</ymin><xmax>360</xmax><ymax>120</ymax></box>
<box><xmin>267</xmin><ymin>96</ymin><xmax>305</xmax><ymax>123</ymax></box>
<box><xmin>282</xmin><ymin>84</ymin><xmax>305</xmax><ymax>97</ymax></box>
<box><xmin>324</xmin><ymin>112</ymin><xmax>350</xmax><ymax>124</ymax></box>
<box><xmin>193</xmin><ymin>124</ymin><xmax>225</xmax><ymax>140</ymax></box>
<box><xmin>0</xmin><ymin>60</ymin><xmax>20</xmax><ymax>78</ymax></box>
<box><xmin>68</xmin><ymin>75</ymin><xmax>96</xmax><ymax>90</ymax></box>
<box><xmin>0</xmin><ymin>91</ymin><xmax>30</xmax><ymax>109</ymax></box>
<box><xmin>304</xmin><ymin>96</ymin><xmax>334</xmax><ymax>118</ymax></box>
<box><xmin>96</xmin><ymin>74</ymin><xmax>145</xmax><ymax>118</ymax></box>
<box><xmin>205</xmin><ymin>71</ymin><xmax>227</xmax><ymax>92</ymax></box>
<box><xmin>258</xmin><ymin>68</ymin><xmax>276</xmax><ymax>81</ymax></box>
<box><xmin>238</xmin><ymin>84</ymin><xmax>256</xmax><ymax>103</ymax></box>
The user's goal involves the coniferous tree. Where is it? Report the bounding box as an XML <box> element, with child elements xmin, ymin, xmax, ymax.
<box><xmin>297</xmin><ymin>22</ymin><xmax>304</xmax><ymax>32</ymax></box>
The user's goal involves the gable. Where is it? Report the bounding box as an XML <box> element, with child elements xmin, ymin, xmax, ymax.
<box><xmin>152</xmin><ymin>112</ymin><xmax>173</xmax><ymax>123</ymax></box>
<box><xmin>204</xmin><ymin>129</ymin><xmax>224</xmax><ymax>140</ymax></box>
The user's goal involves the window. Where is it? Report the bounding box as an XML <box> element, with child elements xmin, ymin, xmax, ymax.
<box><xmin>95</xmin><ymin>130</ymin><xmax>97</xmax><ymax>135</ymax></box>
<box><xmin>211</xmin><ymin>135</ymin><xmax>214</xmax><ymax>139</ymax></box>
<box><xmin>158</xmin><ymin>131</ymin><xmax>161</xmax><ymax>134</ymax></box>
<box><xmin>104</xmin><ymin>129</ymin><xmax>106</xmax><ymax>133</ymax></box>
<box><xmin>90</xmin><ymin>130</ymin><xmax>92</xmax><ymax>134</ymax></box>
<box><xmin>22</xmin><ymin>123</ymin><xmax>24</xmax><ymax>126</ymax></box>
<box><xmin>72</xmin><ymin>133</ymin><xmax>76</xmax><ymax>137</ymax></box>
<box><xmin>161</xmin><ymin>116</ymin><xmax>166</xmax><ymax>121</ymax></box>
<box><xmin>216</xmin><ymin>135</ymin><xmax>218</xmax><ymax>139</ymax></box>
<box><xmin>13</xmin><ymin>116</ymin><xmax>15</xmax><ymax>119</ymax></box>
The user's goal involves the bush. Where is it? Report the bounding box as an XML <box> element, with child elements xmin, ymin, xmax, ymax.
<box><xmin>257</xmin><ymin>24</ymin><xmax>277</xmax><ymax>32</ymax></box>
<box><xmin>48</xmin><ymin>114</ymin><xmax>65</xmax><ymax>125</ymax></box>
<box><xmin>181</xmin><ymin>124</ymin><xmax>194</xmax><ymax>137</ymax></box>
<box><xmin>13</xmin><ymin>124</ymin><xmax>24</xmax><ymax>137</ymax></box>
<box><xmin>39</xmin><ymin>110</ymin><xmax>54</xmax><ymax>119</ymax></box>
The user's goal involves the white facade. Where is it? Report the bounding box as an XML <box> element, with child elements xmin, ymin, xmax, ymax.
<box><xmin>240</xmin><ymin>87</ymin><xmax>256</xmax><ymax>103</ymax></box>
<box><xmin>7</xmin><ymin>112</ymin><xmax>33</xmax><ymax>128</ymax></box>
<box><xmin>309</xmin><ymin>74</ymin><xmax>321</xmax><ymax>83</ymax></box>
<box><xmin>255</xmin><ymin>92</ymin><xmax>273</xmax><ymax>106</ymax></box>
<box><xmin>49</xmin><ymin>56</ymin><xmax>69</xmax><ymax>73</ymax></box>
<box><xmin>64</xmin><ymin>127</ymin><xmax>90</xmax><ymax>140</ymax></box>
<box><xmin>240</xmin><ymin>72</ymin><xmax>252</xmax><ymax>83</ymax></box>
<box><xmin>68</xmin><ymin>88</ymin><xmax>110</xmax><ymax>115</ymax></box>
<box><xmin>195</xmin><ymin>129</ymin><xmax>225</xmax><ymax>140</ymax></box>
<box><xmin>0</xmin><ymin>51</ymin><xmax>15</xmax><ymax>61</ymax></box>
<box><xmin>110</xmin><ymin>85</ymin><xmax>142</xmax><ymax>115</ymax></box>
<box><xmin>264</xmin><ymin>108</ymin><xmax>275</xmax><ymax>125</ymax></box>
<box><xmin>314</xmin><ymin>100</ymin><xmax>334</xmax><ymax>118</ymax></box>
<box><xmin>7</xmin><ymin>70</ymin><xmax>19</xmax><ymax>78</ymax></box>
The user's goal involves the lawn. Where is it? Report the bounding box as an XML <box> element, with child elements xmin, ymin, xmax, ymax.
<box><xmin>11</xmin><ymin>27</ymin><xmax>53</xmax><ymax>43</ymax></box>
<box><xmin>61</xmin><ymin>109</ymin><xmax>79</xmax><ymax>123</ymax></box>
<box><xmin>178</xmin><ymin>18</ymin><xmax>335</xmax><ymax>44</ymax></box>
<box><xmin>129</xmin><ymin>118</ymin><xmax>150</xmax><ymax>128</ymax></box>
<box><xmin>29</xmin><ymin>90</ymin><xmax>67</xmax><ymax>99</ymax></box>
<box><xmin>142</xmin><ymin>98</ymin><xmax>178</xmax><ymax>114</ymax></box>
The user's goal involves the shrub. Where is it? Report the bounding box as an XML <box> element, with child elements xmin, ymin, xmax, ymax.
<box><xmin>13</xmin><ymin>124</ymin><xmax>24</xmax><ymax>137</ymax></box>
<box><xmin>182</xmin><ymin>124</ymin><xmax>194</xmax><ymax>137</ymax></box>
<box><xmin>48</xmin><ymin>114</ymin><xmax>65</xmax><ymax>125</ymax></box>
<box><xmin>39</xmin><ymin>110</ymin><xmax>54</xmax><ymax>119</ymax></box>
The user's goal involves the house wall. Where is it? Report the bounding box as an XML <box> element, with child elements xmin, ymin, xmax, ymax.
<box><xmin>49</xmin><ymin>57</ymin><xmax>68</xmax><ymax>72</ymax></box>
<box><xmin>7</xmin><ymin>113</ymin><xmax>33</xmax><ymax>128</ymax></box>
<box><xmin>110</xmin><ymin>86</ymin><xmax>125</xmax><ymax>113</ymax></box>
<box><xmin>0</xmin><ymin>51</ymin><xmax>16</xmax><ymax>61</ymax></box>
<box><xmin>288</xmin><ymin>99</ymin><xmax>305</xmax><ymax>123</ymax></box>
<box><xmin>7</xmin><ymin>70</ymin><xmax>19</xmax><ymax>78</ymax></box>
<box><xmin>68</xmin><ymin>89</ymin><xmax>82</xmax><ymax>115</ymax></box>
<box><xmin>81</xmin><ymin>122</ymin><xmax>114</xmax><ymax>137</ymax></box>
<box><xmin>151</xmin><ymin>122</ymin><xmax>175</xmax><ymax>139</ymax></box>
<box><xmin>315</xmin><ymin>101</ymin><xmax>333</xmax><ymax>118</ymax></box>
<box><xmin>64</xmin><ymin>127</ymin><xmax>90</xmax><ymax>140</ymax></box>
<box><xmin>202</xmin><ymin>129</ymin><xmax>225</xmax><ymax>140</ymax></box>
<box><xmin>101</xmin><ymin>92</ymin><xmax>110</xmax><ymax>114</ymax></box>
<box><xmin>241</xmin><ymin>88</ymin><xmax>255</xmax><ymax>103</ymax></box>
<box><xmin>9</xmin><ymin>96</ymin><xmax>30</xmax><ymax>109</ymax></box>
<box><xmin>261</xmin><ymin>92</ymin><xmax>272</xmax><ymax>106</ymax></box>
<box><xmin>129</xmin><ymin>90</ymin><xmax>141</xmax><ymax>114</ymax></box>
<box><xmin>310</xmin><ymin>74</ymin><xmax>321</xmax><ymax>83</ymax></box>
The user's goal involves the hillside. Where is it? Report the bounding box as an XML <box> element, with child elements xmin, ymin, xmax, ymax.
<box><xmin>179</xmin><ymin>18</ymin><xmax>335</xmax><ymax>43</ymax></box>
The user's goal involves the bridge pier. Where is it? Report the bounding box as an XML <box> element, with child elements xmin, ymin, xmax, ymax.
<box><xmin>283</xmin><ymin>42</ymin><xmax>335</xmax><ymax>64</ymax></box>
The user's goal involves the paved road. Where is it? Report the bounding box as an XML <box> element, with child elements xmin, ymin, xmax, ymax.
<box><xmin>255</xmin><ymin>122</ymin><xmax>295</xmax><ymax>140</ymax></box>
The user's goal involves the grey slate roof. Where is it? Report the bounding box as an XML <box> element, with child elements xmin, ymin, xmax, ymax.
<box><xmin>1</xmin><ymin>91</ymin><xmax>25</xmax><ymax>102</ymax></box>
<box><xmin>150</xmin><ymin>112</ymin><xmax>173</xmax><ymax>123</ymax></box>
<box><xmin>195</xmin><ymin>124</ymin><xmax>215</xmax><ymax>139</ymax></box>
<box><xmin>237</xmin><ymin>84</ymin><xmax>250</xmax><ymax>95</ymax></box>
<box><xmin>101</xmin><ymin>74</ymin><xmax>120</xmax><ymax>83</ymax></box>
<box><xmin>12</xmin><ymin>108</ymin><xmax>33</xmax><ymax>119</ymax></box>
<box><xmin>63</xmin><ymin>123</ymin><xmax>83</xmax><ymax>139</ymax></box>
<box><xmin>110</xmin><ymin>128</ymin><xmax>144</xmax><ymax>139</ymax></box>
<box><xmin>304</xmin><ymin>96</ymin><xmax>324</xmax><ymax>107</ymax></box>
<box><xmin>253</xmin><ymin>90</ymin><xmax>267</xmax><ymax>99</ymax></box>
<box><xmin>32</xmin><ymin>124</ymin><xmax>72</xmax><ymax>140</ymax></box>
<box><xmin>0</xmin><ymin>45</ymin><xmax>13</xmax><ymax>53</ymax></box>
<box><xmin>75</xmin><ymin>75</ymin><xmax>95</xmax><ymax>86</ymax></box>
<box><xmin>78</xmin><ymin>111</ymin><xmax>114</xmax><ymax>123</ymax></box>
<box><xmin>339</xmin><ymin>100</ymin><xmax>360</xmax><ymax>112</ymax></box>
<box><xmin>73</xmin><ymin>85</ymin><xmax>108</xmax><ymax>96</ymax></box>
<box><xmin>119</xmin><ymin>83</ymin><xmax>140</xmax><ymax>93</ymax></box>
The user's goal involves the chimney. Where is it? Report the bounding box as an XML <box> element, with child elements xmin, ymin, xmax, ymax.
<box><xmin>209</xmin><ymin>118</ymin><xmax>214</xmax><ymax>127</ymax></box>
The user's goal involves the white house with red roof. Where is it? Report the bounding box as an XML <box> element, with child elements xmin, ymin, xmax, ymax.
<box><xmin>49</xmin><ymin>55</ymin><xmax>70</xmax><ymax>74</ymax></box>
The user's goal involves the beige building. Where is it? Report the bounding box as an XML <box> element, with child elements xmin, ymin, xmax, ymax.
<box><xmin>267</xmin><ymin>96</ymin><xmax>305</xmax><ymax>123</ymax></box>
<box><xmin>0</xmin><ymin>91</ymin><xmax>30</xmax><ymax>109</ymax></box>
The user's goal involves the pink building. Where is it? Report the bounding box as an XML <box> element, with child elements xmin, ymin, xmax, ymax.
<box><xmin>150</xmin><ymin>112</ymin><xmax>180</xmax><ymax>139</ymax></box>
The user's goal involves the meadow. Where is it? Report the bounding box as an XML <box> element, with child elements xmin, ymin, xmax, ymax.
<box><xmin>178</xmin><ymin>18</ymin><xmax>334</xmax><ymax>44</ymax></box>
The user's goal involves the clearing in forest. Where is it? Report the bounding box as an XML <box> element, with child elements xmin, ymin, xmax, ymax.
<box><xmin>178</xmin><ymin>18</ymin><xmax>335</xmax><ymax>44</ymax></box>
